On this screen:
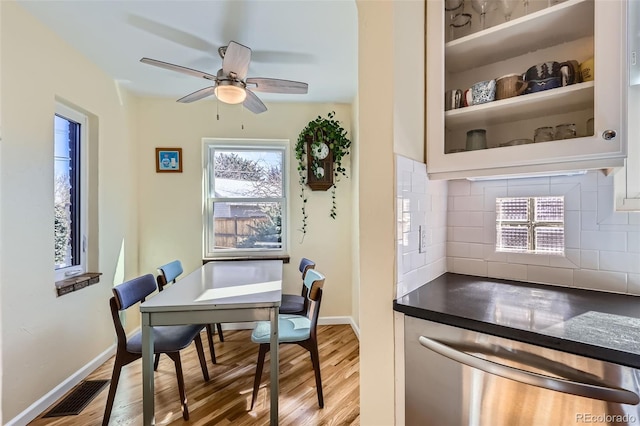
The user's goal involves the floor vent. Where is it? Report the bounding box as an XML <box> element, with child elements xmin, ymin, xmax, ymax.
<box><xmin>43</xmin><ymin>380</ymin><xmax>110</xmax><ymax>417</ymax></box>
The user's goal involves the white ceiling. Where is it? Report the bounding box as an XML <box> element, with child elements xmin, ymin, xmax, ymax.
<box><xmin>17</xmin><ymin>0</ymin><xmax>358</xmax><ymax>104</ymax></box>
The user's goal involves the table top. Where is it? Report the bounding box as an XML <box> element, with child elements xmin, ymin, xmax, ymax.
<box><xmin>141</xmin><ymin>260</ymin><xmax>283</xmax><ymax>313</ymax></box>
<box><xmin>394</xmin><ymin>273</ymin><xmax>640</xmax><ymax>369</ymax></box>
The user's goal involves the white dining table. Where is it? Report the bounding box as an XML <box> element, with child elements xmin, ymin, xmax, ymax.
<box><xmin>139</xmin><ymin>259</ymin><xmax>283</xmax><ymax>425</ymax></box>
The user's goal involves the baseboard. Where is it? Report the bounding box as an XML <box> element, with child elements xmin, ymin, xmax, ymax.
<box><xmin>6</xmin><ymin>344</ymin><xmax>116</xmax><ymax>426</ymax></box>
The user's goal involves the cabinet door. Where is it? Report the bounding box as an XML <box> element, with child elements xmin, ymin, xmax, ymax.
<box><xmin>426</xmin><ymin>0</ymin><xmax>627</xmax><ymax>180</ymax></box>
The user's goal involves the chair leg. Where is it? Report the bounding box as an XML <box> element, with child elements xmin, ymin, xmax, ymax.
<box><xmin>194</xmin><ymin>334</ymin><xmax>210</xmax><ymax>381</ymax></box>
<box><xmin>250</xmin><ymin>344</ymin><xmax>269</xmax><ymax>410</ymax></box>
<box><xmin>205</xmin><ymin>324</ymin><xmax>217</xmax><ymax>364</ymax></box>
<box><xmin>216</xmin><ymin>323</ymin><xmax>225</xmax><ymax>342</ymax></box>
<box><xmin>102</xmin><ymin>357</ymin><xmax>123</xmax><ymax>426</ymax></box>
<box><xmin>168</xmin><ymin>352</ymin><xmax>189</xmax><ymax>421</ymax></box>
<box><xmin>153</xmin><ymin>353</ymin><xmax>161</xmax><ymax>371</ymax></box>
<box><xmin>309</xmin><ymin>342</ymin><xmax>324</xmax><ymax>408</ymax></box>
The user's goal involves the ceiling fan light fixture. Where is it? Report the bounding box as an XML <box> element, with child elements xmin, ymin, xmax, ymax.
<box><xmin>214</xmin><ymin>82</ymin><xmax>246</xmax><ymax>104</ymax></box>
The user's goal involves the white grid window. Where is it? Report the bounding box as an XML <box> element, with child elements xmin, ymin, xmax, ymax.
<box><xmin>203</xmin><ymin>139</ymin><xmax>288</xmax><ymax>258</ymax></box>
<box><xmin>496</xmin><ymin>196</ymin><xmax>564</xmax><ymax>255</ymax></box>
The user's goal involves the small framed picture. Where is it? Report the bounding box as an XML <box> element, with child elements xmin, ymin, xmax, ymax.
<box><xmin>155</xmin><ymin>148</ymin><xmax>183</xmax><ymax>173</ymax></box>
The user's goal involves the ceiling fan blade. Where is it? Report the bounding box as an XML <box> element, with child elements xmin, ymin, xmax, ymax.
<box><xmin>222</xmin><ymin>41</ymin><xmax>251</xmax><ymax>80</ymax></box>
<box><xmin>243</xmin><ymin>89</ymin><xmax>267</xmax><ymax>114</ymax></box>
<box><xmin>177</xmin><ymin>86</ymin><xmax>216</xmax><ymax>103</ymax></box>
<box><xmin>140</xmin><ymin>57</ymin><xmax>216</xmax><ymax>81</ymax></box>
<box><xmin>245</xmin><ymin>78</ymin><xmax>308</xmax><ymax>94</ymax></box>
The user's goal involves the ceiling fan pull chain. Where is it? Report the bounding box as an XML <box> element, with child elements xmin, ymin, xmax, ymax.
<box><xmin>216</xmin><ymin>98</ymin><xmax>220</xmax><ymax>121</ymax></box>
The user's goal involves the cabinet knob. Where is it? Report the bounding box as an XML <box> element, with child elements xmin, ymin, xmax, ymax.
<box><xmin>602</xmin><ymin>130</ymin><xmax>617</xmax><ymax>141</ymax></box>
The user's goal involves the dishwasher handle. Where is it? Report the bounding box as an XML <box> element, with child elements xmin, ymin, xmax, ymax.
<box><xmin>418</xmin><ymin>335</ymin><xmax>640</xmax><ymax>406</ymax></box>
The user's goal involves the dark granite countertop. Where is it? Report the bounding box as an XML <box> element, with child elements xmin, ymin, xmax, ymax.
<box><xmin>393</xmin><ymin>273</ymin><xmax>640</xmax><ymax>369</ymax></box>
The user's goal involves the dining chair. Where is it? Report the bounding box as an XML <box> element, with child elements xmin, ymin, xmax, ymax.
<box><xmin>279</xmin><ymin>257</ymin><xmax>316</xmax><ymax>315</ymax></box>
<box><xmin>157</xmin><ymin>259</ymin><xmax>224</xmax><ymax>364</ymax></box>
<box><xmin>103</xmin><ymin>274</ymin><xmax>209</xmax><ymax>425</ymax></box>
<box><xmin>250</xmin><ymin>268</ymin><xmax>325</xmax><ymax>409</ymax></box>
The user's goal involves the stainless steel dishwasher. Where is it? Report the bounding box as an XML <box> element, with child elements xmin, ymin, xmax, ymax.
<box><xmin>405</xmin><ymin>316</ymin><xmax>640</xmax><ymax>426</ymax></box>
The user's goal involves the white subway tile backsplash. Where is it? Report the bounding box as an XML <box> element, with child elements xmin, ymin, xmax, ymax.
<box><xmin>628</xmin><ymin>273</ymin><xmax>640</xmax><ymax>296</ymax></box>
<box><xmin>549</xmin><ymin>250</ymin><xmax>579</xmax><ymax>269</ymax></box>
<box><xmin>396</xmin><ymin>155</ymin><xmax>413</xmax><ymax>173</ymax></box>
<box><xmin>483</xmin><ymin>186</ymin><xmax>509</xmax><ymax>211</ymax></box>
<box><xmin>581</xmin><ymin>191</ymin><xmax>598</xmax><ymax>211</ymax></box>
<box><xmin>488</xmin><ymin>262</ymin><xmax>527</xmax><ymax>281</ymax></box>
<box><xmin>395</xmin><ymin>155</ymin><xmax>448</xmax><ymax>297</ymax></box>
<box><xmin>600</xmin><ymin>251</ymin><xmax>640</xmax><ymax>274</ymax></box>
<box><xmin>451</xmin><ymin>258</ymin><xmax>488</xmax><ymax>276</ymax></box>
<box><xmin>564</xmin><ymin>211</ymin><xmax>580</xmax><ymax>249</ymax></box>
<box><xmin>468</xmin><ymin>243</ymin><xmax>485</xmax><ymax>259</ymax></box>
<box><xmin>581</xmin><ymin>211</ymin><xmax>599</xmax><ymax>231</ymax></box>
<box><xmin>629</xmin><ymin>233</ymin><xmax>640</xmax><ymax>253</ymax></box>
<box><xmin>448</xmin><ymin>180</ymin><xmax>471</xmax><ymax>196</ymax></box>
<box><xmin>527</xmin><ymin>265</ymin><xmax>573</xmax><ymax>287</ymax></box>
<box><xmin>630</xmin><ymin>213</ymin><xmax>640</xmax><ymax>225</ymax></box>
<box><xmin>447</xmin><ymin>242</ymin><xmax>470</xmax><ymax>258</ymax></box>
<box><xmin>554</xmin><ymin>184</ymin><xmax>580</xmax><ymax>211</ymax></box>
<box><xmin>579</xmin><ymin>250</ymin><xmax>598</xmax><ymax>270</ymax></box>
<box><xmin>452</xmin><ymin>227</ymin><xmax>484</xmax><ymax>243</ymax></box>
<box><xmin>506</xmin><ymin>252</ymin><xmax>550</xmax><ymax>266</ymax></box>
<box><xmin>573</xmin><ymin>269</ymin><xmax>627</xmax><ymax>293</ymax></box>
<box><xmin>508</xmin><ymin>176</ymin><xmax>550</xmax><ymax>187</ymax></box>
<box><xmin>507</xmin><ymin>185</ymin><xmax>550</xmax><ymax>197</ymax></box>
<box><xmin>448</xmin><ymin>211</ymin><xmax>484</xmax><ymax>227</ymax></box>
<box><xmin>597</xmin><ymin>171</ymin><xmax>614</xmax><ymax>186</ymax></box>
<box><xmin>453</xmin><ymin>195</ymin><xmax>485</xmax><ymax>211</ymax></box>
<box><xmin>484</xmin><ymin>244</ymin><xmax>508</xmax><ymax>262</ymax></box>
<box><xmin>580</xmin><ymin>231</ymin><xmax>626</xmax><ymax>252</ymax></box>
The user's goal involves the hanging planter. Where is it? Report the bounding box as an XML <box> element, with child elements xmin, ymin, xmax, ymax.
<box><xmin>295</xmin><ymin>111</ymin><xmax>351</xmax><ymax>237</ymax></box>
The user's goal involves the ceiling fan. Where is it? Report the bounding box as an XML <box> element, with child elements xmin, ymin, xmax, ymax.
<box><xmin>140</xmin><ymin>41</ymin><xmax>308</xmax><ymax>114</ymax></box>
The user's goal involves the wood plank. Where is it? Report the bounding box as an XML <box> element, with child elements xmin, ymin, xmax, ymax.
<box><xmin>28</xmin><ymin>325</ymin><xmax>360</xmax><ymax>425</ymax></box>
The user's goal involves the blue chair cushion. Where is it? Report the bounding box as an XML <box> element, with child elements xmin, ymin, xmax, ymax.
<box><xmin>127</xmin><ymin>324</ymin><xmax>204</xmax><ymax>354</ymax></box>
<box><xmin>113</xmin><ymin>274</ymin><xmax>157</xmax><ymax>310</ymax></box>
<box><xmin>160</xmin><ymin>260</ymin><xmax>183</xmax><ymax>283</ymax></box>
<box><xmin>251</xmin><ymin>314</ymin><xmax>311</xmax><ymax>344</ymax></box>
<box><xmin>280</xmin><ymin>294</ymin><xmax>305</xmax><ymax>314</ymax></box>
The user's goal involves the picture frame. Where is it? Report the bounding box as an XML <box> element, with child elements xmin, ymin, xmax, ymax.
<box><xmin>155</xmin><ymin>147</ymin><xmax>183</xmax><ymax>173</ymax></box>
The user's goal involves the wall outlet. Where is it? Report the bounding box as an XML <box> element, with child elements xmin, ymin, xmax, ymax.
<box><xmin>418</xmin><ymin>225</ymin><xmax>427</xmax><ymax>254</ymax></box>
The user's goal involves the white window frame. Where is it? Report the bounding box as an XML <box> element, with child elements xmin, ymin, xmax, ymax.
<box><xmin>202</xmin><ymin>138</ymin><xmax>289</xmax><ymax>258</ymax></box>
<box><xmin>496</xmin><ymin>196</ymin><xmax>565</xmax><ymax>255</ymax></box>
<box><xmin>54</xmin><ymin>102</ymin><xmax>88</xmax><ymax>281</ymax></box>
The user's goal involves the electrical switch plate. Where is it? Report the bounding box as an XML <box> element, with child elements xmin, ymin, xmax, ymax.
<box><xmin>418</xmin><ymin>225</ymin><xmax>427</xmax><ymax>253</ymax></box>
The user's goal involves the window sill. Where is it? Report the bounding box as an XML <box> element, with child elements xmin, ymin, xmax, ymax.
<box><xmin>55</xmin><ymin>272</ymin><xmax>102</xmax><ymax>297</ymax></box>
<box><xmin>203</xmin><ymin>255</ymin><xmax>290</xmax><ymax>264</ymax></box>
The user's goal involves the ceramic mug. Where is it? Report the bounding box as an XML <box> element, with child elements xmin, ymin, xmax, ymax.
<box><xmin>524</xmin><ymin>61</ymin><xmax>575</xmax><ymax>93</ymax></box>
<box><xmin>445</xmin><ymin>89</ymin><xmax>463</xmax><ymax>111</ymax></box>
<box><xmin>463</xmin><ymin>88</ymin><xmax>473</xmax><ymax>107</ymax></box>
<box><xmin>495</xmin><ymin>74</ymin><xmax>528</xmax><ymax>100</ymax></box>
<box><xmin>471</xmin><ymin>79</ymin><xmax>496</xmax><ymax>105</ymax></box>
<box><xmin>560</xmin><ymin>60</ymin><xmax>581</xmax><ymax>86</ymax></box>
<box><xmin>580</xmin><ymin>57</ymin><xmax>594</xmax><ymax>82</ymax></box>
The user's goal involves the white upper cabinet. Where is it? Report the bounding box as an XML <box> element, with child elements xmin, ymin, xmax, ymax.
<box><xmin>426</xmin><ymin>0</ymin><xmax>628</xmax><ymax>180</ymax></box>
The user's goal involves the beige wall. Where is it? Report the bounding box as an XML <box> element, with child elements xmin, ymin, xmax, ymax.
<box><xmin>357</xmin><ymin>0</ymin><xmax>426</xmax><ymax>423</ymax></box>
<box><xmin>0</xmin><ymin>2</ymin><xmax>139</xmax><ymax>421</ymax></box>
<box><xmin>357</xmin><ymin>0</ymin><xmax>397</xmax><ymax>424</ymax></box>
<box><xmin>136</xmin><ymin>99</ymin><xmax>354</xmax><ymax>317</ymax></box>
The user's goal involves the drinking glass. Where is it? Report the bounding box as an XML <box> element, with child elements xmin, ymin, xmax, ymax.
<box><xmin>466</xmin><ymin>129</ymin><xmax>488</xmax><ymax>150</ymax></box>
<box><xmin>554</xmin><ymin>123</ymin><xmax>577</xmax><ymax>140</ymax></box>
<box><xmin>471</xmin><ymin>0</ymin><xmax>497</xmax><ymax>30</ymax></box>
<box><xmin>445</xmin><ymin>0</ymin><xmax>465</xmax><ymax>41</ymax></box>
<box><xmin>450</xmin><ymin>13</ymin><xmax>472</xmax><ymax>40</ymax></box>
<box><xmin>498</xmin><ymin>0</ymin><xmax>518</xmax><ymax>21</ymax></box>
<box><xmin>534</xmin><ymin>126</ymin><xmax>554</xmax><ymax>143</ymax></box>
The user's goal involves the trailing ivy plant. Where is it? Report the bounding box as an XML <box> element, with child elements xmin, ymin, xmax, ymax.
<box><xmin>295</xmin><ymin>111</ymin><xmax>351</xmax><ymax>238</ymax></box>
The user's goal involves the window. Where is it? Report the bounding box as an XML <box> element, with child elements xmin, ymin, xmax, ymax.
<box><xmin>54</xmin><ymin>103</ymin><xmax>87</xmax><ymax>280</ymax></box>
<box><xmin>496</xmin><ymin>196</ymin><xmax>564</xmax><ymax>255</ymax></box>
<box><xmin>203</xmin><ymin>139</ymin><xmax>288</xmax><ymax>257</ymax></box>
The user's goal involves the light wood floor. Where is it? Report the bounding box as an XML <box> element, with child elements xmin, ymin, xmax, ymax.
<box><xmin>29</xmin><ymin>325</ymin><xmax>360</xmax><ymax>426</ymax></box>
